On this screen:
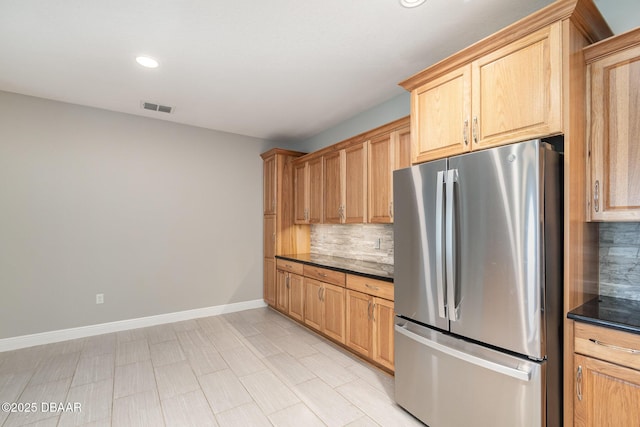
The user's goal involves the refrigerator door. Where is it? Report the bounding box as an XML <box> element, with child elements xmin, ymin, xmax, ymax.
<box><xmin>446</xmin><ymin>139</ymin><xmax>554</xmax><ymax>359</ymax></box>
<box><xmin>395</xmin><ymin>319</ymin><xmax>544</xmax><ymax>427</ymax></box>
<box><xmin>393</xmin><ymin>159</ymin><xmax>449</xmax><ymax>331</ymax></box>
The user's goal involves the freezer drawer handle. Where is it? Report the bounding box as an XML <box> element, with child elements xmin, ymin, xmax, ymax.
<box><xmin>589</xmin><ymin>338</ymin><xmax>640</xmax><ymax>354</ymax></box>
<box><xmin>395</xmin><ymin>324</ymin><xmax>532</xmax><ymax>382</ymax></box>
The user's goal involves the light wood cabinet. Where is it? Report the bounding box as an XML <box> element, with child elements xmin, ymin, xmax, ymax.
<box><xmin>276</xmin><ymin>259</ymin><xmax>305</xmax><ymax>321</ymax></box>
<box><xmin>574</xmin><ymin>322</ymin><xmax>640</xmax><ymax>426</ymax></box>
<box><xmin>368</xmin><ymin>125</ymin><xmax>411</xmax><ymax>223</ymax></box>
<box><xmin>263</xmin><ymin>154</ymin><xmax>277</xmax><ymax>215</ymax></box>
<box><xmin>323</xmin><ymin>150</ymin><xmax>343</xmax><ymax>224</ymax></box>
<box><xmin>288</xmin><ymin>273</ymin><xmax>304</xmax><ymax>322</ymax></box>
<box><xmin>411</xmin><ymin>65</ymin><xmax>472</xmax><ymax>163</ymax></box>
<box><xmin>261</xmin><ymin>149</ymin><xmax>308</xmax><ymax>308</ymax></box>
<box><xmin>303</xmin><ymin>277</ymin><xmax>345</xmax><ymax>343</ymax></box>
<box><xmin>585</xmin><ymin>27</ymin><xmax>640</xmax><ymax>221</ymax></box>
<box><xmin>345</xmin><ymin>274</ymin><xmax>395</xmax><ymax>371</ymax></box>
<box><xmin>294</xmin><ymin>155</ymin><xmax>323</xmax><ymax>224</ymax></box>
<box><xmin>323</xmin><ymin>142</ymin><xmax>367</xmax><ymax>224</ymax></box>
<box><xmin>275</xmin><ymin>269</ymin><xmax>289</xmax><ymax>313</ymax></box>
<box><xmin>264</xmin><ymin>258</ymin><xmax>276</xmax><ymax>306</ymax></box>
<box><xmin>404</xmin><ymin>22</ymin><xmax>562</xmax><ymax>163</ymax></box>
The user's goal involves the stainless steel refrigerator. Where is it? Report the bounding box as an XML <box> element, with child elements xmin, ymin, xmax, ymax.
<box><xmin>393</xmin><ymin>139</ymin><xmax>563</xmax><ymax>427</ymax></box>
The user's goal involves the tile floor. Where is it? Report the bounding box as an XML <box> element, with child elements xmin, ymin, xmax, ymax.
<box><xmin>0</xmin><ymin>307</ymin><xmax>423</xmax><ymax>426</ymax></box>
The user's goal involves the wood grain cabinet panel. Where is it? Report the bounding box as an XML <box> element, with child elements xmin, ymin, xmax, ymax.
<box><xmin>344</xmin><ymin>142</ymin><xmax>367</xmax><ymax>224</ymax></box>
<box><xmin>294</xmin><ymin>156</ymin><xmax>323</xmax><ymax>224</ymax></box>
<box><xmin>275</xmin><ymin>269</ymin><xmax>289</xmax><ymax>313</ymax></box>
<box><xmin>288</xmin><ymin>273</ymin><xmax>304</xmax><ymax>322</ymax></box>
<box><xmin>471</xmin><ymin>23</ymin><xmax>562</xmax><ymax>150</ymax></box>
<box><xmin>586</xmin><ymin>28</ymin><xmax>640</xmax><ymax>221</ymax></box>
<box><xmin>574</xmin><ymin>322</ymin><xmax>640</xmax><ymax>426</ymax></box>
<box><xmin>411</xmin><ymin>65</ymin><xmax>472</xmax><ymax>163</ymax></box>
<box><xmin>323</xmin><ymin>150</ymin><xmax>343</xmax><ymax>224</ymax></box>
<box><xmin>261</xmin><ymin>149</ymin><xmax>307</xmax><ymax>308</ymax></box>
<box><xmin>303</xmin><ymin>277</ymin><xmax>346</xmax><ymax>344</ymax></box>
<box><xmin>345</xmin><ymin>288</ymin><xmax>395</xmax><ymax>371</ymax></box>
<box><xmin>405</xmin><ymin>22</ymin><xmax>562</xmax><ymax>163</ymax></box>
<box><xmin>574</xmin><ymin>354</ymin><xmax>640</xmax><ymax>427</ymax></box>
<box><xmin>368</xmin><ymin>125</ymin><xmax>411</xmax><ymax>223</ymax></box>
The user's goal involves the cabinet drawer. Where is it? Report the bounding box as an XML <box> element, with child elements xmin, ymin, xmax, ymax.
<box><xmin>276</xmin><ymin>259</ymin><xmax>304</xmax><ymax>275</ymax></box>
<box><xmin>574</xmin><ymin>322</ymin><xmax>640</xmax><ymax>371</ymax></box>
<box><xmin>303</xmin><ymin>265</ymin><xmax>346</xmax><ymax>287</ymax></box>
<box><xmin>346</xmin><ymin>274</ymin><xmax>394</xmax><ymax>301</ymax></box>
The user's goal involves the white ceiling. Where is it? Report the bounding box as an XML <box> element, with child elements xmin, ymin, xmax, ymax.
<box><xmin>0</xmin><ymin>0</ymin><xmax>634</xmax><ymax>142</ymax></box>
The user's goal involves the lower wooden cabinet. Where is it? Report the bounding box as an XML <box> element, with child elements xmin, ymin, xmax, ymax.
<box><xmin>574</xmin><ymin>354</ymin><xmax>640</xmax><ymax>427</ymax></box>
<box><xmin>345</xmin><ymin>290</ymin><xmax>395</xmax><ymax>371</ymax></box>
<box><xmin>275</xmin><ymin>269</ymin><xmax>289</xmax><ymax>313</ymax></box>
<box><xmin>264</xmin><ymin>259</ymin><xmax>276</xmax><ymax>306</ymax></box>
<box><xmin>288</xmin><ymin>273</ymin><xmax>304</xmax><ymax>322</ymax></box>
<box><xmin>304</xmin><ymin>278</ymin><xmax>345</xmax><ymax>344</ymax></box>
<box><xmin>574</xmin><ymin>322</ymin><xmax>640</xmax><ymax>426</ymax></box>
<box><xmin>275</xmin><ymin>259</ymin><xmax>394</xmax><ymax>372</ymax></box>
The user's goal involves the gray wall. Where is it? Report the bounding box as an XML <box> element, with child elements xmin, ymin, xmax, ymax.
<box><xmin>0</xmin><ymin>91</ymin><xmax>267</xmax><ymax>339</ymax></box>
<box><xmin>274</xmin><ymin>93</ymin><xmax>410</xmax><ymax>154</ymax></box>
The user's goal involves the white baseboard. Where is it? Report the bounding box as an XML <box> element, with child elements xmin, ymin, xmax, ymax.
<box><xmin>0</xmin><ymin>299</ymin><xmax>267</xmax><ymax>352</ymax></box>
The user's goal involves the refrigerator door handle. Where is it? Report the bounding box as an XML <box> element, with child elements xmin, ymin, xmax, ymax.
<box><xmin>446</xmin><ymin>168</ymin><xmax>459</xmax><ymax>321</ymax></box>
<box><xmin>395</xmin><ymin>324</ymin><xmax>532</xmax><ymax>382</ymax></box>
<box><xmin>435</xmin><ymin>170</ymin><xmax>447</xmax><ymax>319</ymax></box>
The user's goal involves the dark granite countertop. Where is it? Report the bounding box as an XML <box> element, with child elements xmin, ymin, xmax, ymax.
<box><xmin>568</xmin><ymin>296</ymin><xmax>640</xmax><ymax>335</ymax></box>
<box><xmin>276</xmin><ymin>253</ymin><xmax>393</xmax><ymax>282</ymax></box>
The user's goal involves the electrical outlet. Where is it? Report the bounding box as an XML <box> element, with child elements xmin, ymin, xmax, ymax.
<box><xmin>96</xmin><ymin>293</ymin><xmax>104</xmax><ymax>304</ymax></box>
<box><xmin>375</xmin><ymin>238</ymin><xmax>381</xmax><ymax>250</ymax></box>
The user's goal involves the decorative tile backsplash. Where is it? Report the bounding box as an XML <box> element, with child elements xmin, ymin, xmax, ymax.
<box><xmin>310</xmin><ymin>224</ymin><xmax>394</xmax><ymax>265</ymax></box>
<box><xmin>600</xmin><ymin>223</ymin><xmax>640</xmax><ymax>301</ymax></box>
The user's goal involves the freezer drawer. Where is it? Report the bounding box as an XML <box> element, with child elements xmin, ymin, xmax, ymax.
<box><xmin>395</xmin><ymin>319</ymin><xmax>544</xmax><ymax>427</ymax></box>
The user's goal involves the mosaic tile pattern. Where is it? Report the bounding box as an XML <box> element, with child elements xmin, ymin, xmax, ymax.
<box><xmin>310</xmin><ymin>224</ymin><xmax>394</xmax><ymax>265</ymax></box>
<box><xmin>599</xmin><ymin>223</ymin><xmax>640</xmax><ymax>301</ymax></box>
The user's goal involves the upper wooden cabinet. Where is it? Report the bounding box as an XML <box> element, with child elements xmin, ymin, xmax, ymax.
<box><xmin>294</xmin><ymin>155</ymin><xmax>323</xmax><ymax>224</ymax></box>
<box><xmin>263</xmin><ymin>154</ymin><xmax>277</xmax><ymax>214</ymax></box>
<box><xmin>368</xmin><ymin>125</ymin><xmax>411</xmax><ymax>223</ymax></box>
<box><xmin>323</xmin><ymin>142</ymin><xmax>368</xmax><ymax>224</ymax></box>
<box><xmin>405</xmin><ymin>23</ymin><xmax>562</xmax><ymax>163</ymax></box>
<box><xmin>585</xmin><ymin>27</ymin><xmax>640</xmax><ymax>221</ymax></box>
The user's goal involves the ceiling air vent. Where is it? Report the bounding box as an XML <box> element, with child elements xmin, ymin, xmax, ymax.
<box><xmin>141</xmin><ymin>101</ymin><xmax>173</xmax><ymax>114</ymax></box>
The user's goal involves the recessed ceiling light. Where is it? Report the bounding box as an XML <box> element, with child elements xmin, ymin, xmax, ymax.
<box><xmin>135</xmin><ymin>56</ymin><xmax>159</xmax><ymax>68</ymax></box>
<box><xmin>400</xmin><ymin>0</ymin><xmax>426</xmax><ymax>7</ymax></box>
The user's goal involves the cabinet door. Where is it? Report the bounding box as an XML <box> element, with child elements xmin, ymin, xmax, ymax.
<box><xmin>276</xmin><ymin>270</ymin><xmax>289</xmax><ymax>313</ymax></box>
<box><xmin>412</xmin><ymin>64</ymin><xmax>471</xmax><ymax>163</ymax></box>
<box><xmin>322</xmin><ymin>283</ymin><xmax>346</xmax><ymax>344</ymax></box>
<box><xmin>264</xmin><ymin>259</ymin><xmax>276</xmax><ymax>306</ymax></box>
<box><xmin>308</xmin><ymin>156</ymin><xmax>324</xmax><ymax>224</ymax></box>
<box><xmin>324</xmin><ymin>151</ymin><xmax>343</xmax><ymax>223</ymax></box>
<box><xmin>588</xmin><ymin>44</ymin><xmax>640</xmax><ymax>221</ymax></box>
<box><xmin>394</xmin><ymin>126</ymin><xmax>412</xmax><ymax>171</ymax></box>
<box><xmin>263</xmin><ymin>216</ymin><xmax>276</xmax><ymax>259</ymax></box>
<box><xmin>472</xmin><ymin>23</ymin><xmax>561</xmax><ymax>150</ymax></box>
<box><xmin>293</xmin><ymin>162</ymin><xmax>307</xmax><ymax>224</ymax></box>
<box><xmin>368</xmin><ymin>133</ymin><xmax>393</xmax><ymax>224</ymax></box>
<box><xmin>344</xmin><ymin>142</ymin><xmax>367</xmax><ymax>224</ymax></box>
<box><xmin>263</xmin><ymin>155</ymin><xmax>277</xmax><ymax>215</ymax></box>
<box><xmin>373</xmin><ymin>298</ymin><xmax>395</xmax><ymax>371</ymax></box>
<box><xmin>345</xmin><ymin>290</ymin><xmax>372</xmax><ymax>357</ymax></box>
<box><xmin>574</xmin><ymin>354</ymin><xmax>640</xmax><ymax>427</ymax></box>
<box><xmin>288</xmin><ymin>273</ymin><xmax>304</xmax><ymax>322</ymax></box>
<box><xmin>304</xmin><ymin>278</ymin><xmax>323</xmax><ymax>331</ymax></box>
